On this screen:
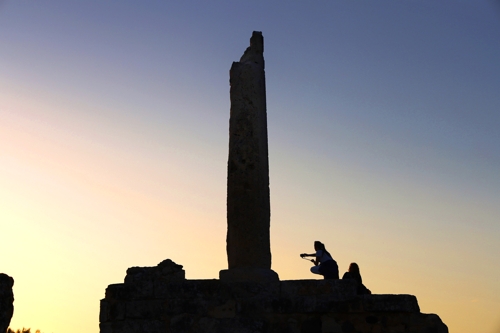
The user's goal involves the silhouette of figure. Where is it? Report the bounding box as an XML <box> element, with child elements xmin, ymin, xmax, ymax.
<box><xmin>300</xmin><ymin>241</ymin><xmax>339</xmax><ymax>279</ymax></box>
<box><xmin>342</xmin><ymin>262</ymin><xmax>371</xmax><ymax>295</ymax></box>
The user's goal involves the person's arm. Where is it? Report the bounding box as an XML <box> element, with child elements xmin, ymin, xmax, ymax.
<box><xmin>300</xmin><ymin>253</ymin><xmax>316</xmax><ymax>258</ymax></box>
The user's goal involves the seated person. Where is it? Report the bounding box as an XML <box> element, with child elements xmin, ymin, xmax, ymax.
<box><xmin>342</xmin><ymin>262</ymin><xmax>371</xmax><ymax>295</ymax></box>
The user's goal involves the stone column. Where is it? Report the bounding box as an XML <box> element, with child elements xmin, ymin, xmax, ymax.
<box><xmin>219</xmin><ymin>31</ymin><xmax>279</xmax><ymax>283</ymax></box>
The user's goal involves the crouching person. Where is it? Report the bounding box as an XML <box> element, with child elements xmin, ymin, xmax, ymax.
<box><xmin>300</xmin><ymin>241</ymin><xmax>339</xmax><ymax>279</ymax></box>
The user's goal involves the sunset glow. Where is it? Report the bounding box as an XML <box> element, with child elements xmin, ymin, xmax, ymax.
<box><xmin>1</xmin><ymin>1</ymin><xmax>499</xmax><ymax>333</ymax></box>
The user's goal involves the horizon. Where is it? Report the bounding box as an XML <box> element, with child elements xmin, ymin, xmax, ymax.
<box><xmin>1</xmin><ymin>1</ymin><xmax>499</xmax><ymax>333</ymax></box>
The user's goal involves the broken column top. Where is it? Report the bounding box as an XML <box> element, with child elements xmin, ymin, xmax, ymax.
<box><xmin>239</xmin><ymin>31</ymin><xmax>264</xmax><ymax>65</ymax></box>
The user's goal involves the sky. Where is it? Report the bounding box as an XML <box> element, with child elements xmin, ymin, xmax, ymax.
<box><xmin>1</xmin><ymin>1</ymin><xmax>499</xmax><ymax>332</ymax></box>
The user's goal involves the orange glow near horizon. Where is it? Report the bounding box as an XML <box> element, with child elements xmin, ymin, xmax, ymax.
<box><xmin>2</xmin><ymin>93</ymin><xmax>500</xmax><ymax>332</ymax></box>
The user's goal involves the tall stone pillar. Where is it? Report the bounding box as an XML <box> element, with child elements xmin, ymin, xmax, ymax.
<box><xmin>219</xmin><ymin>31</ymin><xmax>279</xmax><ymax>283</ymax></box>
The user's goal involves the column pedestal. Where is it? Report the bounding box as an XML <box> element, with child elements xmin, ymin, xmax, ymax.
<box><xmin>219</xmin><ymin>268</ymin><xmax>279</xmax><ymax>283</ymax></box>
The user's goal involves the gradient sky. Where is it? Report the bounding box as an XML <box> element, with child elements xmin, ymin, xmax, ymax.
<box><xmin>1</xmin><ymin>1</ymin><xmax>499</xmax><ymax>332</ymax></box>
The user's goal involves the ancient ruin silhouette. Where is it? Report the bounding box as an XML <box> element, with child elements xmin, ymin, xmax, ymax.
<box><xmin>0</xmin><ymin>273</ymin><xmax>14</xmax><ymax>333</ymax></box>
<box><xmin>99</xmin><ymin>31</ymin><xmax>448</xmax><ymax>333</ymax></box>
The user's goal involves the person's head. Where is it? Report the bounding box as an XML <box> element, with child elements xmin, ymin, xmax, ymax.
<box><xmin>314</xmin><ymin>241</ymin><xmax>325</xmax><ymax>251</ymax></box>
<box><xmin>348</xmin><ymin>263</ymin><xmax>360</xmax><ymax>275</ymax></box>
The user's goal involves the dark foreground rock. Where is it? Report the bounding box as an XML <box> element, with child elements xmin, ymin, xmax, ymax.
<box><xmin>0</xmin><ymin>274</ymin><xmax>14</xmax><ymax>333</ymax></box>
<box><xmin>100</xmin><ymin>260</ymin><xmax>448</xmax><ymax>333</ymax></box>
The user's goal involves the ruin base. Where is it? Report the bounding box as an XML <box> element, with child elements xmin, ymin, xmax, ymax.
<box><xmin>99</xmin><ymin>260</ymin><xmax>448</xmax><ymax>333</ymax></box>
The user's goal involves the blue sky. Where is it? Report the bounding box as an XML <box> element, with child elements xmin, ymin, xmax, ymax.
<box><xmin>1</xmin><ymin>1</ymin><xmax>499</xmax><ymax>332</ymax></box>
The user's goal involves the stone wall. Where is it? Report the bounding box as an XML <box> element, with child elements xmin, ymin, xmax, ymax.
<box><xmin>99</xmin><ymin>260</ymin><xmax>448</xmax><ymax>333</ymax></box>
<box><xmin>0</xmin><ymin>273</ymin><xmax>14</xmax><ymax>333</ymax></box>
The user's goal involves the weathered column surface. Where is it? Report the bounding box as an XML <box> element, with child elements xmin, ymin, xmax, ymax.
<box><xmin>219</xmin><ymin>31</ymin><xmax>278</xmax><ymax>282</ymax></box>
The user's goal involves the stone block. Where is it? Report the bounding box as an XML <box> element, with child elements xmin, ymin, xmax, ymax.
<box><xmin>99</xmin><ymin>322</ymin><xmax>113</xmax><ymax>333</ymax></box>
<box><xmin>271</xmin><ymin>316</ymin><xmax>301</xmax><ymax>333</ymax></box>
<box><xmin>154</xmin><ymin>281</ymin><xmax>188</xmax><ymax>300</ymax></box>
<box><xmin>105</xmin><ymin>283</ymin><xmax>134</xmax><ymax>301</ymax></box>
<box><xmin>126</xmin><ymin>259</ymin><xmax>184</xmax><ymax>282</ymax></box>
<box><xmin>421</xmin><ymin>313</ymin><xmax>449</xmax><ymax>333</ymax></box>
<box><xmin>220</xmin><ymin>268</ymin><xmax>279</xmax><ymax>283</ymax></box>
<box><xmin>169</xmin><ymin>314</ymin><xmax>195</xmax><ymax>333</ymax></box>
<box><xmin>100</xmin><ymin>299</ymin><xmax>125</xmax><ymax>322</ymax></box>
<box><xmin>278</xmin><ymin>280</ymin><xmax>357</xmax><ymax>313</ymax></box>
<box><xmin>124</xmin><ymin>276</ymin><xmax>154</xmax><ymax>299</ymax></box>
<box><xmin>320</xmin><ymin>315</ymin><xmax>342</xmax><ymax>333</ymax></box>
<box><xmin>359</xmin><ymin>294</ymin><xmax>420</xmax><ymax>312</ymax></box>
<box><xmin>164</xmin><ymin>297</ymin><xmax>203</xmax><ymax>316</ymax></box>
<box><xmin>126</xmin><ymin>300</ymin><xmax>164</xmax><ymax>319</ymax></box>
<box><xmin>221</xmin><ymin>316</ymin><xmax>267</xmax><ymax>333</ymax></box>
<box><xmin>227</xmin><ymin>281</ymin><xmax>280</xmax><ymax>316</ymax></box>
<box><xmin>208</xmin><ymin>299</ymin><xmax>236</xmax><ymax>318</ymax></box>
<box><xmin>226</xmin><ymin>280</ymin><xmax>280</xmax><ymax>300</ymax></box>
<box><xmin>123</xmin><ymin>259</ymin><xmax>185</xmax><ymax>300</ymax></box>
<box><xmin>281</xmin><ymin>280</ymin><xmax>357</xmax><ymax>299</ymax></box>
<box><xmin>300</xmin><ymin>316</ymin><xmax>322</xmax><ymax>333</ymax></box>
<box><xmin>192</xmin><ymin>317</ymin><xmax>218</xmax><ymax>333</ymax></box>
<box><xmin>155</xmin><ymin>280</ymin><xmax>222</xmax><ymax>299</ymax></box>
<box><xmin>99</xmin><ymin>300</ymin><xmax>109</xmax><ymax>323</ymax></box>
<box><xmin>100</xmin><ymin>319</ymin><xmax>165</xmax><ymax>333</ymax></box>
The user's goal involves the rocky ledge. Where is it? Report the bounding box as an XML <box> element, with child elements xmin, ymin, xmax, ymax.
<box><xmin>0</xmin><ymin>273</ymin><xmax>14</xmax><ymax>333</ymax></box>
<box><xmin>100</xmin><ymin>259</ymin><xmax>447</xmax><ymax>333</ymax></box>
